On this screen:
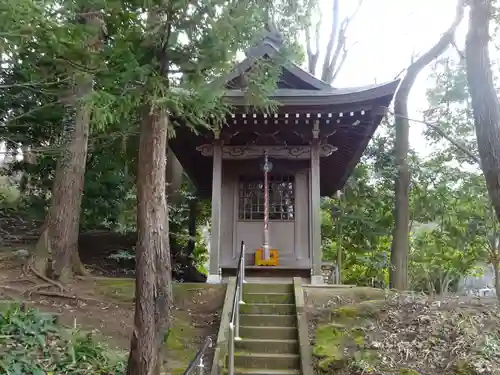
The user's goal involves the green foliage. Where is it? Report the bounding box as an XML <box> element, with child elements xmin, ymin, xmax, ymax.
<box><xmin>321</xmin><ymin>125</ymin><xmax>396</xmax><ymax>287</ymax></box>
<box><xmin>409</xmin><ymin>160</ymin><xmax>491</xmax><ymax>293</ymax></box>
<box><xmin>81</xmin><ymin>143</ymin><xmax>135</xmax><ymax>231</ymax></box>
<box><xmin>2</xmin><ymin>0</ymin><xmax>494</xmax><ymax>297</ymax></box>
<box><xmin>108</xmin><ymin>248</ymin><xmax>136</xmax><ymax>262</ymax></box>
<box><xmin>319</xmin><ymin>55</ymin><xmax>495</xmax><ymax>293</ymax></box>
<box><xmin>169</xmin><ymin>179</ymin><xmax>211</xmax><ymax>269</ymax></box>
<box><xmin>0</xmin><ymin>0</ymin><xmax>310</xmax><ymax>248</ymax></box>
<box><xmin>0</xmin><ymin>176</ymin><xmax>20</xmax><ymax>207</ymax></box>
<box><xmin>0</xmin><ymin>305</ymin><xmax>125</xmax><ymax>374</ymax></box>
<box><xmin>408</xmin><ymin>57</ymin><xmax>497</xmax><ymax>293</ymax></box>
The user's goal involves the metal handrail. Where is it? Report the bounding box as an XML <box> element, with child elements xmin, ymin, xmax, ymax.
<box><xmin>183</xmin><ymin>336</ymin><xmax>213</xmax><ymax>375</ymax></box>
<box><xmin>227</xmin><ymin>241</ymin><xmax>246</xmax><ymax>375</ymax></box>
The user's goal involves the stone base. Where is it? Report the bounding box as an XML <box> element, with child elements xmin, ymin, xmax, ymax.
<box><xmin>310</xmin><ymin>275</ymin><xmax>325</xmax><ymax>285</ymax></box>
<box><xmin>206</xmin><ymin>274</ymin><xmax>222</xmax><ymax>284</ymax></box>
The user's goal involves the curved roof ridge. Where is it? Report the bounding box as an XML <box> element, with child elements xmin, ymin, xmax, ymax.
<box><xmin>223</xmin><ymin>79</ymin><xmax>400</xmax><ymax>106</ymax></box>
<box><xmin>330</xmin><ymin>80</ymin><xmax>400</xmax><ymax>93</ymax></box>
<box><xmin>287</xmin><ymin>61</ymin><xmax>333</xmax><ymax>90</ymax></box>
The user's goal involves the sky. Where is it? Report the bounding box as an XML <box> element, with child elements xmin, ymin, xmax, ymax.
<box><xmin>314</xmin><ymin>0</ymin><xmax>467</xmax><ymax>155</ymax></box>
<box><xmin>0</xmin><ymin>0</ymin><xmax>469</xmax><ymax>160</ymax></box>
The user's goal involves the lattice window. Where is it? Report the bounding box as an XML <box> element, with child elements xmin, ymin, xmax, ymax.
<box><xmin>238</xmin><ymin>175</ymin><xmax>295</xmax><ymax>220</ymax></box>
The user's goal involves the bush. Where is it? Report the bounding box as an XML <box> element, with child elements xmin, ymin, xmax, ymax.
<box><xmin>0</xmin><ymin>304</ymin><xmax>126</xmax><ymax>375</ymax></box>
<box><xmin>0</xmin><ymin>176</ymin><xmax>20</xmax><ymax>207</ymax></box>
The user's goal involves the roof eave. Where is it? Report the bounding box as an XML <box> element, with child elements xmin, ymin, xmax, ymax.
<box><xmin>223</xmin><ymin>80</ymin><xmax>400</xmax><ymax>108</ymax></box>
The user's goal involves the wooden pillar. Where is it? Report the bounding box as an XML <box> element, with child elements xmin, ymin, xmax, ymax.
<box><xmin>208</xmin><ymin>136</ymin><xmax>222</xmax><ymax>283</ymax></box>
<box><xmin>310</xmin><ymin>121</ymin><xmax>323</xmax><ymax>284</ymax></box>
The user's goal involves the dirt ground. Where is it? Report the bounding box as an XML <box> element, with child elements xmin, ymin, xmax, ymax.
<box><xmin>305</xmin><ymin>286</ymin><xmax>500</xmax><ymax>375</ymax></box>
<box><xmin>0</xmin><ymin>254</ymin><xmax>225</xmax><ymax>375</ymax></box>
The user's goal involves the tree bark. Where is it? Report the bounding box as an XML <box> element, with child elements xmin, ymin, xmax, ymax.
<box><xmin>32</xmin><ymin>83</ymin><xmax>92</xmax><ymax>281</ymax></box>
<box><xmin>32</xmin><ymin>9</ymin><xmax>103</xmax><ymax>281</ymax></box>
<box><xmin>390</xmin><ymin>1</ymin><xmax>465</xmax><ymax>290</ymax></box>
<box><xmin>305</xmin><ymin>0</ymin><xmax>362</xmax><ymax>83</ymax></box>
<box><xmin>126</xmin><ymin>108</ymin><xmax>173</xmax><ymax>375</ymax></box>
<box><xmin>187</xmin><ymin>198</ymin><xmax>197</xmax><ymax>256</ymax></box>
<box><xmin>465</xmin><ymin>0</ymin><xmax>500</xmax><ymax>221</ymax></box>
<box><xmin>127</xmin><ymin>5</ymin><xmax>173</xmax><ymax>371</ymax></box>
<box><xmin>492</xmin><ymin>261</ymin><xmax>500</xmax><ymax>302</ymax></box>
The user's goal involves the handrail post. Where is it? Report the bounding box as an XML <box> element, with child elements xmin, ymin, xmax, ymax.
<box><xmin>183</xmin><ymin>337</ymin><xmax>212</xmax><ymax>375</ymax></box>
<box><xmin>235</xmin><ymin>285</ymin><xmax>242</xmax><ymax>341</ymax></box>
<box><xmin>197</xmin><ymin>355</ymin><xmax>204</xmax><ymax>375</ymax></box>
<box><xmin>239</xmin><ymin>260</ymin><xmax>245</xmax><ymax>305</ymax></box>
<box><xmin>226</xmin><ymin>242</ymin><xmax>247</xmax><ymax>375</ymax></box>
<box><xmin>228</xmin><ymin>324</ymin><xmax>235</xmax><ymax>375</ymax></box>
<box><xmin>241</xmin><ymin>242</ymin><xmax>247</xmax><ymax>284</ymax></box>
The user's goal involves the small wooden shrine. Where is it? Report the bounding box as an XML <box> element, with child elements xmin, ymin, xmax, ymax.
<box><xmin>169</xmin><ymin>26</ymin><xmax>399</xmax><ymax>283</ymax></box>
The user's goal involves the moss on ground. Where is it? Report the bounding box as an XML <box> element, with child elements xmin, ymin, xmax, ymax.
<box><xmin>310</xmin><ymin>288</ymin><xmax>500</xmax><ymax>375</ymax></box>
<box><xmin>94</xmin><ymin>278</ymin><xmax>224</xmax><ymax>373</ymax></box>
<box><xmin>311</xmin><ymin>289</ymin><xmax>389</xmax><ymax>374</ymax></box>
<box><xmin>332</xmin><ymin>300</ymin><xmax>385</xmax><ymax>319</ymax></box>
<box><xmin>313</xmin><ymin>323</ymin><xmax>345</xmax><ymax>369</ymax></box>
<box><xmin>94</xmin><ymin>278</ymin><xmax>136</xmax><ymax>302</ymax></box>
<box><xmin>399</xmin><ymin>369</ymin><xmax>421</xmax><ymax>375</ymax></box>
<box><xmin>166</xmin><ymin>314</ymin><xmax>200</xmax><ymax>374</ymax></box>
<box><xmin>453</xmin><ymin>361</ymin><xmax>476</xmax><ymax>375</ymax></box>
<box><xmin>313</xmin><ymin>319</ymin><xmax>373</xmax><ymax>372</ymax></box>
<box><xmin>94</xmin><ymin>278</ymin><xmax>218</xmax><ymax>304</ymax></box>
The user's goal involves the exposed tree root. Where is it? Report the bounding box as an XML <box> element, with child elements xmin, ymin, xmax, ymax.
<box><xmin>0</xmin><ymin>285</ymin><xmax>30</xmax><ymax>304</ymax></box>
<box><xmin>24</xmin><ymin>283</ymin><xmax>54</xmax><ymax>296</ymax></box>
<box><xmin>0</xmin><ymin>254</ymin><xmax>16</xmax><ymax>262</ymax></box>
<box><xmin>75</xmin><ymin>275</ymin><xmax>91</xmax><ymax>281</ymax></box>
<box><xmin>33</xmin><ymin>290</ymin><xmax>105</xmax><ymax>304</ymax></box>
<box><xmin>15</xmin><ymin>277</ymin><xmax>36</xmax><ymax>283</ymax></box>
<box><xmin>28</xmin><ymin>265</ymin><xmax>66</xmax><ymax>292</ymax></box>
<box><xmin>0</xmin><ymin>285</ymin><xmax>24</xmax><ymax>294</ymax></box>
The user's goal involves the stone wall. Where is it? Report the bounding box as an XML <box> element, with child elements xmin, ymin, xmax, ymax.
<box><xmin>321</xmin><ymin>262</ymin><xmax>337</xmax><ymax>284</ymax></box>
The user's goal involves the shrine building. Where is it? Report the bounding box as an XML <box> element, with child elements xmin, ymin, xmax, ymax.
<box><xmin>169</xmin><ymin>26</ymin><xmax>399</xmax><ymax>284</ymax></box>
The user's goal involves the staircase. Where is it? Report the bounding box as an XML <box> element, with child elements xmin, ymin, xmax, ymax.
<box><xmin>227</xmin><ymin>281</ymin><xmax>301</xmax><ymax>375</ymax></box>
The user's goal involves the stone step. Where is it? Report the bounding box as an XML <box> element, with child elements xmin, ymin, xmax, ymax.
<box><xmin>240</xmin><ymin>303</ymin><xmax>295</xmax><ymax>315</ymax></box>
<box><xmin>243</xmin><ymin>283</ymin><xmax>294</xmax><ymax>294</ymax></box>
<box><xmin>236</xmin><ymin>339</ymin><xmax>298</xmax><ymax>354</ymax></box>
<box><xmin>234</xmin><ymin>352</ymin><xmax>300</xmax><ymax>370</ymax></box>
<box><xmin>240</xmin><ymin>325</ymin><xmax>297</xmax><ymax>340</ymax></box>
<box><xmin>240</xmin><ymin>314</ymin><xmax>297</xmax><ymax>327</ymax></box>
<box><xmin>243</xmin><ymin>292</ymin><xmax>295</xmax><ymax>304</ymax></box>
<box><xmin>225</xmin><ymin>369</ymin><xmax>301</xmax><ymax>375</ymax></box>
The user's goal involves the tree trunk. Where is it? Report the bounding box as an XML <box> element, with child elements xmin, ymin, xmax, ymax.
<box><xmin>390</xmin><ymin>0</ymin><xmax>465</xmax><ymax>290</ymax></box>
<box><xmin>336</xmin><ymin>204</ymin><xmax>344</xmax><ymax>284</ymax></box>
<box><xmin>32</xmin><ymin>9</ymin><xmax>103</xmax><ymax>281</ymax></box>
<box><xmin>439</xmin><ymin>272</ymin><xmax>452</xmax><ymax>296</ymax></box>
<box><xmin>465</xmin><ymin>0</ymin><xmax>500</xmax><ymax>221</ymax></box>
<box><xmin>126</xmin><ymin>109</ymin><xmax>173</xmax><ymax>375</ymax></box>
<box><xmin>33</xmin><ymin>86</ymin><xmax>92</xmax><ymax>281</ymax></box>
<box><xmin>426</xmin><ymin>274</ymin><xmax>435</xmax><ymax>296</ymax></box>
<box><xmin>493</xmin><ymin>262</ymin><xmax>500</xmax><ymax>302</ymax></box>
<box><xmin>304</xmin><ymin>0</ymin><xmax>362</xmax><ymax>83</ymax></box>
<box><xmin>186</xmin><ymin>198</ymin><xmax>197</xmax><ymax>256</ymax></box>
<box><xmin>20</xmin><ymin>145</ymin><xmax>36</xmax><ymax>195</ymax></box>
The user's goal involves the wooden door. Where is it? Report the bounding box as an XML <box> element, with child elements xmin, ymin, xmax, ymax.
<box><xmin>236</xmin><ymin>174</ymin><xmax>296</xmax><ymax>266</ymax></box>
